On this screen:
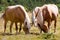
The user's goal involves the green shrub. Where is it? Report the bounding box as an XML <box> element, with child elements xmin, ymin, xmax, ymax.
<box><xmin>0</xmin><ymin>0</ymin><xmax>60</xmax><ymax>12</ymax></box>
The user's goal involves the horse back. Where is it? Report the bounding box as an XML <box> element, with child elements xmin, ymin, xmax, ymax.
<box><xmin>3</xmin><ymin>6</ymin><xmax>26</xmax><ymax>22</ymax></box>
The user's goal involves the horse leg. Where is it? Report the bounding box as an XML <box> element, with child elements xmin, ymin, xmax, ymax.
<box><xmin>40</xmin><ymin>29</ymin><xmax>42</xmax><ymax>33</ymax></box>
<box><xmin>19</xmin><ymin>23</ymin><xmax>22</xmax><ymax>32</ymax></box>
<box><xmin>10</xmin><ymin>22</ymin><xmax>13</xmax><ymax>34</ymax></box>
<box><xmin>37</xmin><ymin>23</ymin><xmax>42</xmax><ymax>33</ymax></box>
<box><xmin>15</xmin><ymin>22</ymin><xmax>18</xmax><ymax>34</ymax></box>
<box><xmin>54</xmin><ymin>19</ymin><xmax>57</xmax><ymax>33</ymax></box>
<box><xmin>4</xmin><ymin>20</ymin><xmax>7</xmax><ymax>34</ymax></box>
<box><xmin>48</xmin><ymin>20</ymin><xmax>51</xmax><ymax>33</ymax></box>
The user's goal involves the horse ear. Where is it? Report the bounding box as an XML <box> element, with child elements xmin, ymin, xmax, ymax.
<box><xmin>35</xmin><ymin>8</ymin><xmax>40</xmax><ymax>17</ymax></box>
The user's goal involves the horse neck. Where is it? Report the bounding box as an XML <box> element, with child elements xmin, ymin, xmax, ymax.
<box><xmin>25</xmin><ymin>13</ymin><xmax>30</xmax><ymax>23</ymax></box>
<box><xmin>18</xmin><ymin>5</ymin><xmax>30</xmax><ymax>23</ymax></box>
<box><xmin>37</xmin><ymin>10</ymin><xmax>43</xmax><ymax>27</ymax></box>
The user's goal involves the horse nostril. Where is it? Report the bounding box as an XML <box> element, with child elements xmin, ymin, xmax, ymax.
<box><xmin>37</xmin><ymin>23</ymin><xmax>41</xmax><ymax>27</ymax></box>
<box><xmin>37</xmin><ymin>23</ymin><xmax>48</xmax><ymax>33</ymax></box>
<box><xmin>42</xmin><ymin>25</ymin><xmax>48</xmax><ymax>33</ymax></box>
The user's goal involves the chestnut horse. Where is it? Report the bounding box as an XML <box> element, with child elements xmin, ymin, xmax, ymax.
<box><xmin>2</xmin><ymin>5</ymin><xmax>31</xmax><ymax>34</ymax></box>
<box><xmin>32</xmin><ymin>4</ymin><xmax>59</xmax><ymax>33</ymax></box>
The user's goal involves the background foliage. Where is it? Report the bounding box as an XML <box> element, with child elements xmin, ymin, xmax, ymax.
<box><xmin>0</xmin><ymin>0</ymin><xmax>60</xmax><ymax>11</ymax></box>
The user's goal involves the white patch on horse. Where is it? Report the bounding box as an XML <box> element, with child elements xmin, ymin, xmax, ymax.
<box><xmin>48</xmin><ymin>4</ymin><xmax>58</xmax><ymax>17</ymax></box>
<box><xmin>18</xmin><ymin>5</ymin><xmax>31</xmax><ymax>29</ymax></box>
<box><xmin>32</xmin><ymin>7</ymin><xmax>40</xmax><ymax>26</ymax></box>
<box><xmin>42</xmin><ymin>4</ymin><xmax>58</xmax><ymax>17</ymax></box>
<box><xmin>37</xmin><ymin>8</ymin><xmax>43</xmax><ymax>27</ymax></box>
<box><xmin>32</xmin><ymin>7</ymin><xmax>43</xmax><ymax>27</ymax></box>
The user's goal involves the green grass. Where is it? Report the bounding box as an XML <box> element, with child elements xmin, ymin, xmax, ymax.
<box><xmin>0</xmin><ymin>13</ymin><xmax>60</xmax><ymax>40</ymax></box>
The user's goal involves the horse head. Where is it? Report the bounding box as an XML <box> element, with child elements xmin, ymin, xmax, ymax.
<box><xmin>32</xmin><ymin>7</ymin><xmax>48</xmax><ymax>33</ymax></box>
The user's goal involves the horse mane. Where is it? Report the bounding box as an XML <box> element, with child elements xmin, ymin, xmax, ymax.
<box><xmin>18</xmin><ymin>5</ymin><xmax>31</xmax><ymax>23</ymax></box>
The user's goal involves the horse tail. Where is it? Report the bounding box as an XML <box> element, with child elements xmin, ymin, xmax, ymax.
<box><xmin>0</xmin><ymin>13</ymin><xmax>5</xmax><ymax>22</ymax></box>
<box><xmin>0</xmin><ymin>13</ymin><xmax>5</xmax><ymax>19</ymax></box>
<box><xmin>0</xmin><ymin>8</ymin><xmax>8</xmax><ymax>19</ymax></box>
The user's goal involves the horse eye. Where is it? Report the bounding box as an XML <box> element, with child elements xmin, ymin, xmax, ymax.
<box><xmin>25</xmin><ymin>22</ymin><xmax>27</xmax><ymax>25</ymax></box>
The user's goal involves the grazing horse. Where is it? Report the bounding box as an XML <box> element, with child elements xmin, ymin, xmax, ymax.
<box><xmin>32</xmin><ymin>7</ymin><xmax>48</xmax><ymax>33</ymax></box>
<box><xmin>42</xmin><ymin>4</ymin><xmax>59</xmax><ymax>33</ymax></box>
<box><xmin>32</xmin><ymin>4</ymin><xmax>59</xmax><ymax>33</ymax></box>
<box><xmin>2</xmin><ymin>5</ymin><xmax>31</xmax><ymax>34</ymax></box>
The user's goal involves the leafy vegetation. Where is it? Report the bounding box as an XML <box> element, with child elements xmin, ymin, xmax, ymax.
<box><xmin>0</xmin><ymin>0</ymin><xmax>60</xmax><ymax>11</ymax></box>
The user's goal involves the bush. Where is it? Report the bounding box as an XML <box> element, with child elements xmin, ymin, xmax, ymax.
<box><xmin>0</xmin><ymin>0</ymin><xmax>60</xmax><ymax>12</ymax></box>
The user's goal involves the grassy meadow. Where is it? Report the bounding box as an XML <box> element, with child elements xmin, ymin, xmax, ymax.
<box><xmin>0</xmin><ymin>13</ymin><xmax>60</xmax><ymax>40</ymax></box>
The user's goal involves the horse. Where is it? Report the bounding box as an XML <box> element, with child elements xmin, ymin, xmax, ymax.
<box><xmin>41</xmin><ymin>4</ymin><xmax>59</xmax><ymax>33</ymax></box>
<box><xmin>32</xmin><ymin>4</ymin><xmax>59</xmax><ymax>33</ymax></box>
<box><xmin>32</xmin><ymin>7</ymin><xmax>48</xmax><ymax>33</ymax></box>
<box><xmin>2</xmin><ymin>5</ymin><xmax>31</xmax><ymax>34</ymax></box>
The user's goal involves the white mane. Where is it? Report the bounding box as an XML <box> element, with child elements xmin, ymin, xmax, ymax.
<box><xmin>17</xmin><ymin>5</ymin><xmax>31</xmax><ymax>29</ymax></box>
<box><xmin>18</xmin><ymin>5</ymin><xmax>31</xmax><ymax>23</ymax></box>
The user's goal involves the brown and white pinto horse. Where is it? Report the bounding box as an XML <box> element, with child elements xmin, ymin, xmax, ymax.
<box><xmin>32</xmin><ymin>7</ymin><xmax>48</xmax><ymax>33</ymax></box>
<box><xmin>32</xmin><ymin>4</ymin><xmax>59</xmax><ymax>33</ymax></box>
<box><xmin>2</xmin><ymin>5</ymin><xmax>31</xmax><ymax>34</ymax></box>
